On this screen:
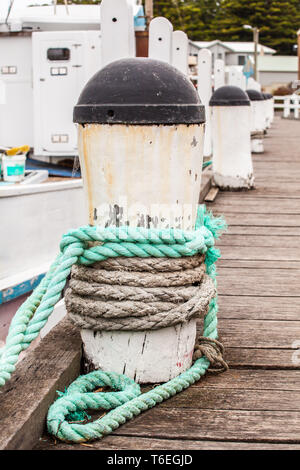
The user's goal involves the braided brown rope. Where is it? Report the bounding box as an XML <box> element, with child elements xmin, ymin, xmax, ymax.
<box><xmin>65</xmin><ymin>256</ymin><xmax>216</xmax><ymax>331</ymax></box>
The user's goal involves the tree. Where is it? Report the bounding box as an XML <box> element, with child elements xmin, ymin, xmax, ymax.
<box><xmin>211</xmin><ymin>0</ymin><xmax>300</xmax><ymax>54</ymax></box>
<box><xmin>153</xmin><ymin>0</ymin><xmax>300</xmax><ymax>54</ymax></box>
<box><xmin>153</xmin><ymin>1</ymin><xmax>219</xmax><ymax>40</ymax></box>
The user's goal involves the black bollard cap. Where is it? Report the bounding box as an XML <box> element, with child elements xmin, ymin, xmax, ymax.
<box><xmin>74</xmin><ymin>58</ymin><xmax>205</xmax><ymax>125</ymax></box>
<box><xmin>210</xmin><ymin>85</ymin><xmax>250</xmax><ymax>107</ymax></box>
<box><xmin>246</xmin><ymin>89</ymin><xmax>264</xmax><ymax>101</ymax></box>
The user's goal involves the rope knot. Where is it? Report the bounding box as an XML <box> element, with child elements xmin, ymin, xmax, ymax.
<box><xmin>193</xmin><ymin>336</ymin><xmax>228</xmax><ymax>373</ymax></box>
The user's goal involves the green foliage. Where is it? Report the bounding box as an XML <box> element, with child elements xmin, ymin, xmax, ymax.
<box><xmin>57</xmin><ymin>1</ymin><xmax>300</xmax><ymax>54</ymax></box>
<box><xmin>210</xmin><ymin>0</ymin><xmax>300</xmax><ymax>54</ymax></box>
<box><xmin>152</xmin><ymin>0</ymin><xmax>300</xmax><ymax>54</ymax></box>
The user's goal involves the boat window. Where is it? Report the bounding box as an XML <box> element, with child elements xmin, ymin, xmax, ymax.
<box><xmin>47</xmin><ymin>48</ymin><xmax>70</xmax><ymax>61</ymax></box>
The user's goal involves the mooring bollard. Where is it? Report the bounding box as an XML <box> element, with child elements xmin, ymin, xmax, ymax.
<box><xmin>262</xmin><ymin>93</ymin><xmax>269</xmax><ymax>131</ymax></box>
<box><xmin>246</xmin><ymin>89</ymin><xmax>265</xmax><ymax>154</ymax></box>
<box><xmin>210</xmin><ymin>85</ymin><xmax>254</xmax><ymax>190</ymax></box>
<box><xmin>71</xmin><ymin>57</ymin><xmax>206</xmax><ymax>383</ymax></box>
<box><xmin>264</xmin><ymin>93</ymin><xmax>274</xmax><ymax>128</ymax></box>
<box><xmin>197</xmin><ymin>49</ymin><xmax>212</xmax><ymax>157</ymax></box>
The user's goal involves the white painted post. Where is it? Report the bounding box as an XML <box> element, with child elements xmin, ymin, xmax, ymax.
<box><xmin>294</xmin><ymin>96</ymin><xmax>299</xmax><ymax>119</ymax></box>
<box><xmin>148</xmin><ymin>17</ymin><xmax>173</xmax><ymax>63</ymax></box>
<box><xmin>171</xmin><ymin>30</ymin><xmax>188</xmax><ymax>75</ymax></box>
<box><xmin>283</xmin><ymin>96</ymin><xmax>290</xmax><ymax>118</ymax></box>
<box><xmin>246</xmin><ymin>77</ymin><xmax>261</xmax><ymax>92</ymax></box>
<box><xmin>210</xmin><ymin>86</ymin><xmax>254</xmax><ymax>190</ymax></box>
<box><xmin>198</xmin><ymin>49</ymin><xmax>212</xmax><ymax>157</ymax></box>
<box><xmin>100</xmin><ymin>0</ymin><xmax>135</xmax><ymax>67</ymax></box>
<box><xmin>228</xmin><ymin>67</ymin><xmax>238</xmax><ymax>86</ymax></box>
<box><xmin>240</xmin><ymin>73</ymin><xmax>247</xmax><ymax>91</ymax></box>
<box><xmin>0</xmin><ymin>79</ymin><xmax>6</xmax><ymax>105</ymax></box>
<box><xmin>73</xmin><ymin>58</ymin><xmax>206</xmax><ymax>383</ymax></box>
<box><xmin>214</xmin><ymin>59</ymin><xmax>225</xmax><ymax>90</ymax></box>
<box><xmin>246</xmin><ymin>89</ymin><xmax>265</xmax><ymax>154</ymax></box>
<box><xmin>236</xmin><ymin>70</ymin><xmax>245</xmax><ymax>90</ymax></box>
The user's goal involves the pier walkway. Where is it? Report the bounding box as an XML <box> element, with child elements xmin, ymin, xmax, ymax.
<box><xmin>35</xmin><ymin>116</ymin><xmax>300</xmax><ymax>450</ymax></box>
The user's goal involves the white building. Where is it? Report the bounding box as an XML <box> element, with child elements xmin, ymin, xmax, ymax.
<box><xmin>189</xmin><ymin>39</ymin><xmax>276</xmax><ymax>67</ymax></box>
<box><xmin>257</xmin><ymin>55</ymin><xmax>298</xmax><ymax>92</ymax></box>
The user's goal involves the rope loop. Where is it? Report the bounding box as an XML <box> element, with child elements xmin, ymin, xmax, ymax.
<box><xmin>0</xmin><ymin>205</ymin><xmax>228</xmax><ymax>443</ymax></box>
<box><xmin>193</xmin><ymin>336</ymin><xmax>229</xmax><ymax>373</ymax></box>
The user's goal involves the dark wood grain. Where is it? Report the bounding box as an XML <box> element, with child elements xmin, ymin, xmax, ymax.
<box><xmin>30</xmin><ymin>114</ymin><xmax>300</xmax><ymax>449</ymax></box>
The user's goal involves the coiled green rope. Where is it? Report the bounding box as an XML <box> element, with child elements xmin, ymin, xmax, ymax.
<box><xmin>0</xmin><ymin>205</ymin><xmax>226</xmax><ymax>443</ymax></box>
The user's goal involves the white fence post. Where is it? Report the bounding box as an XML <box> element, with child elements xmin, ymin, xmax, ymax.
<box><xmin>283</xmin><ymin>96</ymin><xmax>290</xmax><ymax>118</ymax></box>
<box><xmin>198</xmin><ymin>49</ymin><xmax>212</xmax><ymax>157</ymax></box>
<box><xmin>100</xmin><ymin>0</ymin><xmax>135</xmax><ymax>67</ymax></box>
<box><xmin>148</xmin><ymin>17</ymin><xmax>173</xmax><ymax>63</ymax></box>
<box><xmin>294</xmin><ymin>96</ymin><xmax>299</xmax><ymax>119</ymax></box>
<box><xmin>171</xmin><ymin>30</ymin><xmax>188</xmax><ymax>75</ymax></box>
<box><xmin>214</xmin><ymin>59</ymin><xmax>225</xmax><ymax>90</ymax></box>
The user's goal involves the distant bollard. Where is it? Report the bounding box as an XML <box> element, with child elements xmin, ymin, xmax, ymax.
<box><xmin>264</xmin><ymin>93</ymin><xmax>274</xmax><ymax>127</ymax></box>
<box><xmin>72</xmin><ymin>57</ymin><xmax>207</xmax><ymax>383</ymax></box>
<box><xmin>246</xmin><ymin>89</ymin><xmax>265</xmax><ymax>154</ymax></box>
<box><xmin>262</xmin><ymin>93</ymin><xmax>269</xmax><ymax>131</ymax></box>
<box><xmin>210</xmin><ymin>85</ymin><xmax>254</xmax><ymax>190</ymax></box>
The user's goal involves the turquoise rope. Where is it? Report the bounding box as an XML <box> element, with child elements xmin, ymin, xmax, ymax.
<box><xmin>0</xmin><ymin>205</ymin><xmax>226</xmax><ymax>443</ymax></box>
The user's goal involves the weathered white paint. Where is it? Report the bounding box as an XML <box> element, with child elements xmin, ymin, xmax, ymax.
<box><xmin>100</xmin><ymin>0</ymin><xmax>135</xmax><ymax>67</ymax></box>
<box><xmin>197</xmin><ymin>49</ymin><xmax>212</xmax><ymax>157</ymax></box>
<box><xmin>228</xmin><ymin>67</ymin><xmax>238</xmax><ymax>87</ymax></box>
<box><xmin>171</xmin><ymin>31</ymin><xmax>188</xmax><ymax>75</ymax></box>
<box><xmin>40</xmin><ymin>299</ymin><xmax>67</xmax><ymax>339</ymax></box>
<box><xmin>82</xmin><ymin>321</ymin><xmax>196</xmax><ymax>384</ymax></box>
<box><xmin>246</xmin><ymin>77</ymin><xmax>261</xmax><ymax>92</ymax></box>
<box><xmin>77</xmin><ymin>121</ymin><xmax>205</xmax><ymax>382</ymax></box>
<box><xmin>249</xmin><ymin>100</ymin><xmax>265</xmax><ymax>153</ymax></box>
<box><xmin>265</xmin><ymin>96</ymin><xmax>274</xmax><ymax>127</ymax></box>
<box><xmin>0</xmin><ymin>79</ymin><xmax>6</xmax><ymax>105</ymax></box>
<box><xmin>211</xmin><ymin>106</ymin><xmax>254</xmax><ymax>189</ymax></box>
<box><xmin>0</xmin><ymin>179</ymin><xmax>86</xmax><ymax>281</ymax></box>
<box><xmin>148</xmin><ymin>17</ymin><xmax>173</xmax><ymax>63</ymax></box>
<box><xmin>78</xmin><ymin>123</ymin><xmax>205</xmax><ymax>230</ymax></box>
<box><xmin>240</xmin><ymin>73</ymin><xmax>247</xmax><ymax>91</ymax></box>
<box><xmin>214</xmin><ymin>59</ymin><xmax>225</xmax><ymax>90</ymax></box>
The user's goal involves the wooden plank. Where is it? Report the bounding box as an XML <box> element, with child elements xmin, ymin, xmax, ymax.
<box><xmin>158</xmin><ymin>388</ymin><xmax>300</xmax><ymax>412</ymax></box>
<box><xmin>193</xmin><ymin>368</ymin><xmax>300</xmax><ymax>390</ymax></box>
<box><xmin>220</xmin><ymin>225</ymin><xmax>300</xmax><ymax>236</ymax></box>
<box><xmin>217</xmin><ymin>319</ymin><xmax>300</xmax><ymax>349</ymax></box>
<box><xmin>214</xmin><ymin>212</ymin><xmax>300</xmax><ymax>227</ymax></box>
<box><xmin>217</xmin><ymin>267</ymin><xmax>300</xmax><ymax>296</ymax></box>
<box><xmin>217</xmin><ymin>234</ymin><xmax>299</xmax><ymax>248</ymax></box>
<box><xmin>0</xmin><ymin>319</ymin><xmax>82</xmax><ymax>450</ymax></box>
<box><xmin>225</xmin><ymin>348</ymin><xmax>299</xmax><ymax>369</ymax></box>
<box><xmin>207</xmin><ymin>197</ymin><xmax>300</xmax><ymax>214</ymax></box>
<box><xmin>204</xmin><ymin>186</ymin><xmax>219</xmax><ymax>203</ymax></box>
<box><xmin>33</xmin><ymin>435</ymin><xmax>300</xmax><ymax>450</ymax></box>
<box><xmin>218</xmin><ymin>259</ymin><xmax>300</xmax><ymax>269</ymax></box>
<box><xmin>113</xmin><ymin>408</ymin><xmax>300</xmax><ymax>442</ymax></box>
<box><xmin>218</xmin><ymin>295</ymin><xmax>300</xmax><ymax>321</ymax></box>
<box><xmin>218</xmin><ymin>245</ymin><xmax>300</xmax><ymax>262</ymax></box>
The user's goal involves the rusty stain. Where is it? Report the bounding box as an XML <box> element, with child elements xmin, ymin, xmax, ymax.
<box><xmin>191</xmin><ymin>136</ymin><xmax>198</xmax><ymax>147</ymax></box>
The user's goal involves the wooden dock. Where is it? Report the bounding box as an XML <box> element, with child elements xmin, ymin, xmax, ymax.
<box><xmin>35</xmin><ymin>116</ymin><xmax>300</xmax><ymax>450</ymax></box>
